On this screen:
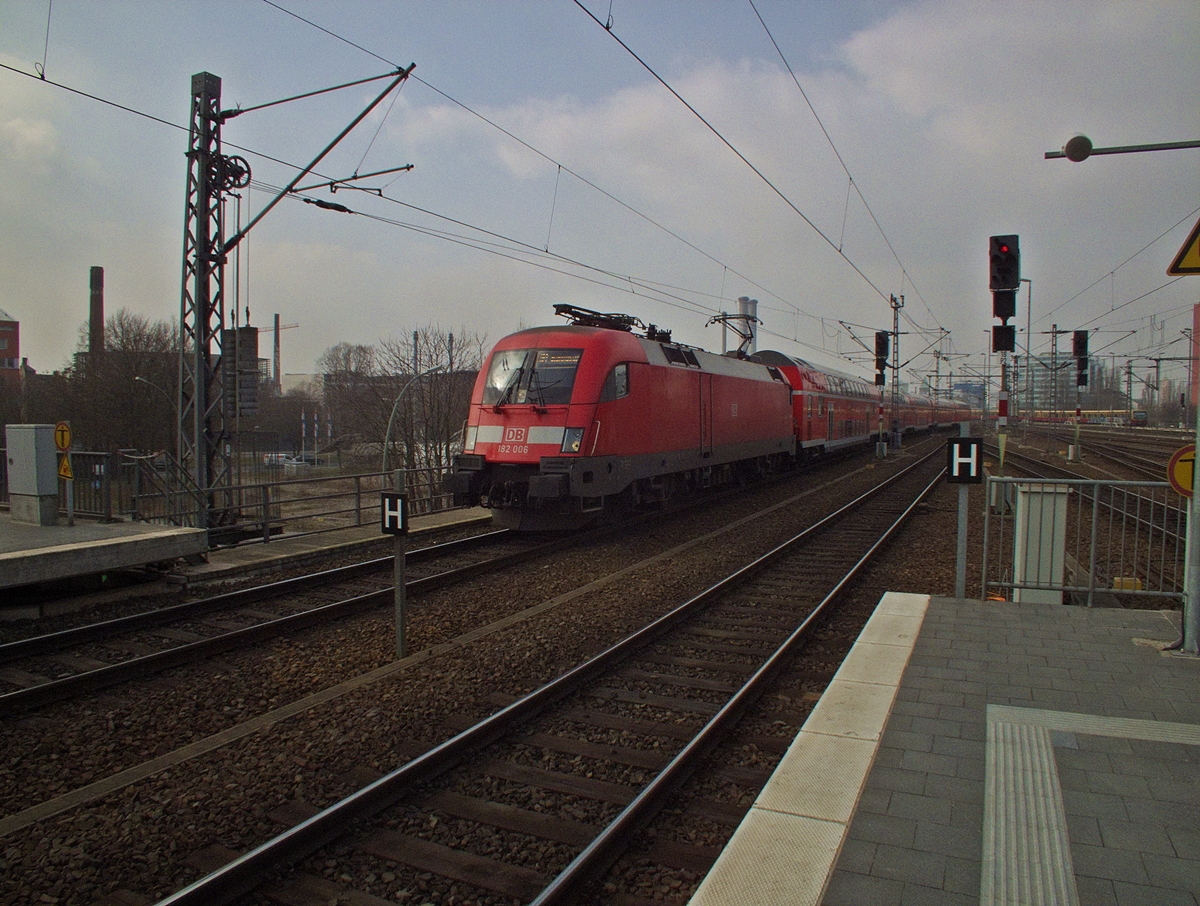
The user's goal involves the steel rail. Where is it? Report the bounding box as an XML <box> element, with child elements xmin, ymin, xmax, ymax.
<box><xmin>151</xmin><ymin>447</ymin><xmax>944</xmax><ymax>906</ymax></box>
<box><xmin>0</xmin><ymin>532</ymin><xmax>574</xmax><ymax>716</ymax></box>
<box><xmin>530</xmin><ymin>461</ymin><xmax>947</xmax><ymax>905</ymax></box>
<box><xmin>0</xmin><ymin>530</ymin><xmax>510</xmax><ymax>664</ymax></box>
<box><xmin>1</xmin><ymin>454</ymin><xmax>853</xmax><ymax>710</ymax></box>
<box><xmin>2</xmin><ymin>438</ymin><xmax>852</xmax><ymax>667</ymax></box>
<box><xmin>1043</xmin><ymin>431</ymin><xmax>1168</xmax><ymax>480</ymax></box>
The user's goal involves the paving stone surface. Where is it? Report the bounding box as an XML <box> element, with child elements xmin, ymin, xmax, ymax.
<box><xmin>822</xmin><ymin>598</ymin><xmax>1200</xmax><ymax>906</ymax></box>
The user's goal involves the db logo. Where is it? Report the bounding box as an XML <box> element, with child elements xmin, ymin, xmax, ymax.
<box><xmin>503</xmin><ymin>427</ymin><xmax>527</xmax><ymax>443</ymax></box>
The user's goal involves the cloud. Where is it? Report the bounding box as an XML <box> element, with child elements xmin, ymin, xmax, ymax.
<box><xmin>1</xmin><ymin>3</ymin><xmax>1195</xmax><ymax>383</ymax></box>
<box><xmin>0</xmin><ymin>115</ymin><xmax>57</xmax><ymax>160</ymax></box>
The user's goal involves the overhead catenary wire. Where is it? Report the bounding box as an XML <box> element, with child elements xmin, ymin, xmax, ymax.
<box><xmin>8</xmin><ymin>5</ymin><xmax>1185</xmax><ymax>379</ymax></box>
<box><xmin>747</xmin><ymin>0</ymin><xmax>944</xmax><ymax>333</ymax></box>
<box><xmin>257</xmin><ymin>179</ymin><xmax>862</xmax><ymax>360</ymax></box>
<box><xmin>36</xmin><ymin>0</ymin><xmax>53</xmax><ymax>79</ymax></box>
<box><xmin>254</xmin><ymin>0</ymin><xmax>964</xmax><ymax>374</ymax></box>
<box><xmin>247</xmin><ymin>175</ymin><xmax>721</xmax><ymax>319</ymax></box>
<box><xmin>1036</xmin><ymin>203</ymin><xmax>1200</xmax><ymax>328</ymax></box>
<box><xmin>572</xmin><ymin>0</ymin><xmax>893</xmax><ymax>307</ymax></box>
<box><xmin>259</xmin><ymin>0</ymin><xmax>813</xmax><ymax>323</ymax></box>
<box><xmin>0</xmin><ymin>57</ymin><xmax>724</xmax><ymax>345</ymax></box>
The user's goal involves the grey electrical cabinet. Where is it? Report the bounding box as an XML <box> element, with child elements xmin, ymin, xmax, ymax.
<box><xmin>5</xmin><ymin>424</ymin><xmax>59</xmax><ymax>525</ymax></box>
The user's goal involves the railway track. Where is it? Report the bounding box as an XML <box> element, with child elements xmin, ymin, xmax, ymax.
<box><xmin>0</xmin><ymin>529</ymin><xmax>566</xmax><ymax>715</ymax></box>
<box><xmin>0</xmin><ymin>442</ymin><xmax>896</xmax><ymax>717</ymax></box>
<box><xmin>155</xmin><ymin>446</ymin><xmax>947</xmax><ymax>905</ymax></box>
<box><xmin>1040</xmin><ymin>429</ymin><xmax>1170</xmax><ymax>480</ymax></box>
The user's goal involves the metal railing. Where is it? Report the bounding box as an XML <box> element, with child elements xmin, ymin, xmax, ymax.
<box><xmin>204</xmin><ymin>464</ymin><xmax>455</xmax><ymax>545</ymax></box>
<box><xmin>0</xmin><ymin>447</ymin><xmax>457</xmax><ymax>546</ymax></box>
<box><xmin>982</xmin><ymin>477</ymin><xmax>1186</xmax><ymax>606</ymax></box>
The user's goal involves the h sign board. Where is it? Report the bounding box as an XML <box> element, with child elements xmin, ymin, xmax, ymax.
<box><xmin>381</xmin><ymin>492</ymin><xmax>408</xmax><ymax>535</ymax></box>
<box><xmin>946</xmin><ymin>437</ymin><xmax>983</xmax><ymax>484</ymax></box>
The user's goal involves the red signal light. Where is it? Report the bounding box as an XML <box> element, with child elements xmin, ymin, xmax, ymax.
<box><xmin>989</xmin><ymin>234</ymin><xmax>1020</xmax><ymax>291</ymax></box>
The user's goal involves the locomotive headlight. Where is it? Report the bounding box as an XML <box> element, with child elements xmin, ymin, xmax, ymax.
<box><xmin>561</xmin><ymin>427</ymin><xmax>585</xmax><ymax>453</ymax></box>
<box><xmin>464</xmin><ymin>426</ymin><xmax>477</xmax><ymax>452</ymax></box>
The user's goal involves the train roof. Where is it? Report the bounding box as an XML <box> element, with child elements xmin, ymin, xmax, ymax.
<box><xmin>491</xmin><ymin>324</ymin><xmax>785</xmax><ymax>383</ymax></box>
<box><xmin>752</xmin><ymin>350</ymin><xmax>874</xmax><ymax>388</ymax></box>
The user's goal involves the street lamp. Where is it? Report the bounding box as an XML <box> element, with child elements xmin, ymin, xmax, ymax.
<box><xmin>1020</xmin><ymin>277</ymin><xmax>1032</xmax><ymax>432</ymax></box>
<box><xmin>1046</xmin><ymin>132</ymin><xmax>1200</xmax><ymax>654</ymax></box>
<box><xmin>135</xmin><ymin>375</ymin><xmax>178</xmax><ymax>456</ymax></box>
<box><xmin>1046</xmin><ymin>134</ymin><xmax>1200</xmax><ymax>161</ymax></box>
<box><xmin>381</xmin><ymin>366</ymin><xmax>444</xmax><ymax>476</ymax></box>
<box><xmin>135</xmin><ymin>375</ymin><xmax>175</xmax><ymax>408</ymax></box>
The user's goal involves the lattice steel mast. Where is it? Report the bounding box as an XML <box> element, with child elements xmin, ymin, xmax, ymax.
<box><xmin>177</xmin><ymin>67</ymin><xmax>411</xmax><ymax>530</ymax></box>
<box><xmin>178</xmin><ymin>72</ymin><xmax>230</xmax><ymax>529</ymax></box>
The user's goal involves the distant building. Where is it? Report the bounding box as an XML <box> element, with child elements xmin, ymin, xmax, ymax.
<box><xmin>281</xmin><ymin>373</ymin><xmax>324</xmax><ymax>399</ymax></box>
<box><xmin>954</xmin><ymin>381</ymin><xmax>985</xmax><ymax>408</ymax></box>
<box><xmin>0</xmin><ymin>307</ymin><xmax>21</xmax><ymax>396</ymax></box>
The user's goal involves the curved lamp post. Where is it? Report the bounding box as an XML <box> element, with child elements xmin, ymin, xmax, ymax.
<box><xmin>135</xmin><ymin>375</ymin><xmax>178</xmax><ymax>456</ymax></box>
<box><xmin>135</xmin><ymin>375</ymin><xmax>175</xmax><ymax>408</ymax></box>
<box><xmin>381</xmin><ymin>366</ymin><xmax>443</xmax><ymax>476</ymax></box>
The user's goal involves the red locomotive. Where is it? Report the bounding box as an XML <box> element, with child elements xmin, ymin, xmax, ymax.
<box><xmin>448</xmin><ymin>305</ymin><xmax>969</xmax><ymax>530</ymax></box>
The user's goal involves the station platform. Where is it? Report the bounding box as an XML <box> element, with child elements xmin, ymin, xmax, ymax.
<box><xmin>0</xmin><ymin>514</ymin><xmax>207</xmax><ymax>592</ymax></box>
<box><xmin>175</xmin><ymin>507</ymin><xmax>492</xmax><ymax>585</ymax></box>
<box><xmin>689</xmin><ymin>593</ymin><xmax>1199</xmax><ymax>906</ymax></box>
<box><xmin>0</xmin><ymin>507</ymin><xmax>492</xmax><ymax>604</ymax></box>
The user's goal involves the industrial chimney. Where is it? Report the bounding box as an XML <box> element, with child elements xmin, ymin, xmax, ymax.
<box><xmin>274</xmin><ymin>312</ymin><xmax>282</xmax><ymax>395</ymax></box>
<box><xmin>736</xmin><ymin>296</ymin><xmax>758</xmax><ymax>354</ymax></box>
<box><xmin>89</xmin><ymin>266</ymin><xmax>104</xmax><ymax>358</ymax></box>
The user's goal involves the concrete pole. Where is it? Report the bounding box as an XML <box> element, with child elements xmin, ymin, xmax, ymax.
<box><xmin>955</xmin><ymin>421</ymin><xmax>970</xmax><ymax>599</ymax></box>
<box><xmin>1183</xmin><ymin>415</ymin><xmax>1200</xmax><ymax>653</ymax></box>
<box><xmin>393</xmin><ymin>469</ymin><xmax>407</xmax><ymax>659</ymax></box>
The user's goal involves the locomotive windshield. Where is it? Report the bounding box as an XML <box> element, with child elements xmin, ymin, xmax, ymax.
<box><xmin>483</xmin><ymin>348</ymin><xmax>583</xmax><ymax>407</ymax></box>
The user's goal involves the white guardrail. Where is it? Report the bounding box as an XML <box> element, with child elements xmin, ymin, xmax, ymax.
<box><xmin>981</xmin><ymin>477</ymin><xmax>1185</xmax><ymax>607</ymax></box>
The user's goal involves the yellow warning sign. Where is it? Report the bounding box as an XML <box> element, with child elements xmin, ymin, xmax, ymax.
<box><xmin>1168</xmin><ymin>218</ymin><xmax>1200</xmax><ymax>276</ymax></box>
<box><xmin>1168</xmin><ymin>444</ymin><xmax>1194</xmax><ymax>498</ymax></box>
<box><xmin>58</xmin><ymin>454</ymin><xmax>73</xmax><ymax>481</ymax></box>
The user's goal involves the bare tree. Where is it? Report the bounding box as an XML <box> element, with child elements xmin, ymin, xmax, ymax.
<box><xmin>319</xmin><ymin>327</ymin><xmax>486</xmax><ymax>478</ymax></box>
<box><xmin>377</xmin><ymin>326</ymin><xmax>485</xmax><ymax>474</ymax></box>
<box><xmin>62</xmin><ymin>309</ymin><xmax>179</xmax><ymax>452</ymax></box>
<box><xmin>318</xmin><ymin>341</ymin><xmax>390</xmax><ymax>460</ymax></box>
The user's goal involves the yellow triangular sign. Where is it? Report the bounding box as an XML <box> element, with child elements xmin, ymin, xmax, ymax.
<box><xmin>58</xmin><ymin>454</ymin><xmax>73</xmax><ymax>481</ymax></box>
<box><xmin>1168</xmin><ymin>217</ymin><xmax>1200</xmax><ymax>276</ymax></box>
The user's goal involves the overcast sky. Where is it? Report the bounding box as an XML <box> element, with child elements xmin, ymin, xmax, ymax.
<box><xmin>1</xmin><ymin>0</ymin><xmax>1197</xmax><ymax>397</ymax></box>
